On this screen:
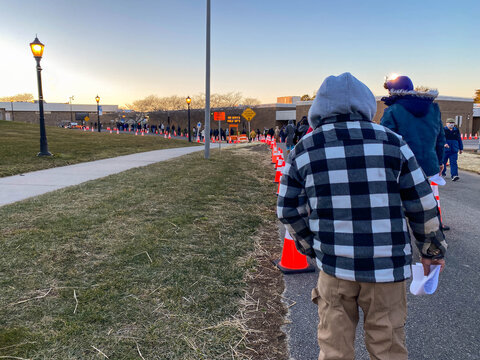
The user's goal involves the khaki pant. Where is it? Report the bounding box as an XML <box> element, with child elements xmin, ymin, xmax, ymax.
<box><xmin>311</xmin><ymin>271</ymin><xmax>408</xmax><ymax>360</ymax></box>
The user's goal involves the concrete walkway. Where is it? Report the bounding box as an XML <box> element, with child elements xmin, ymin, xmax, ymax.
<box><xmin>0</xmin><ymin>146</ymin><xmax>205</xmax><ymax>207</ymax></box>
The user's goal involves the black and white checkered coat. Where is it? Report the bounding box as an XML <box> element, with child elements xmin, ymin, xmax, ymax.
<box><xmin>277</xmin><ymin>115</ymin><xmax>447</xmax><ymax>283</ymax></box>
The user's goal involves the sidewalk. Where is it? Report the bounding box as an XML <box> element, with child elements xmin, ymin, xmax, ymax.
<box><xmin>0</xmin><ymin>145</ymin><xmax>205</xmax><ymax>207</ymax></box>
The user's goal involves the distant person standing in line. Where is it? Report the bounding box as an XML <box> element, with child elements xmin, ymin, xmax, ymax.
<box><xmin>380</xmin><ymin>75</ymin><xmax>449</xmax><ymax>230</ymax></box>
<box><xmin>442</xmin><ymin>119</ymin><xmax>463</xmax><ymax>181</ymax></box>
<box><xmin>284</xmin><ymin>120</ymin><xmax>296</xmax><ymax>154</ymax></box>
<box><xmin>274</xmin><ymin>126</ymin><xmax>280</xmax><ymax>142</ymax></box>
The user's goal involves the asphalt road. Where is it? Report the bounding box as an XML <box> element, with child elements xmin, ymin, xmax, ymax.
<box><xmin>281</xmin><ymin>170</ymin><xmax>480</xmax><ymax>360</ymax></box>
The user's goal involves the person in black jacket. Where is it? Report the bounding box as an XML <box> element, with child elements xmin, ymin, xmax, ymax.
<box><xmin>442</xmin><ymin>119</ymin><xmax>463</xmax><ymax>181</ymax></box>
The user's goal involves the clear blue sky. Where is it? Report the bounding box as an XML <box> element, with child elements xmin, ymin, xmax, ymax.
<box><xmin>1</xmin><ymin>0</ymin><xmax>479</xmax><ymax>106</ymax></box>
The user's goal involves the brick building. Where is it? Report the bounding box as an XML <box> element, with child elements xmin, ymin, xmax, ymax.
<box><xmin>473</xmin><ymin>105</ymin><xmax>480</xmax><ymax>135</ymax></box>
<box><xmin>0</xmin><ymin>101</ymin><xmax>119</xmax><ymax>127</ymax></box>
<box><xmin>296</xmin><ymin>96</ymin><xmax>474</xmax><ymax>134</ymax></box>
<box><xmin>1</xmin><ymin>96</ymin><xmax>475</xmax><ymax>136</ymax></box>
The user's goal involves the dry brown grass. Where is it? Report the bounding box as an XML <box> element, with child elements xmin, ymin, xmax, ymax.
<box><xmin>0</xmin><ymin>144</ymin><xmax>286</xmax><ymax>359</ymax></box>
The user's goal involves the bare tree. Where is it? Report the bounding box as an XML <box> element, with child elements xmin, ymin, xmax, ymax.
<box><xmin>0</xmin><ymin>93</ymin><xmax>34</xmax><ymax>102</ymax></box>
<box><xmin>242</xmin><ymin>97</ymin><xmax>261</xmax><ymax>106</ymax></box>
<box><xmin>127</xmin><ymin>92</ymin><xmax>261</xmax><ymax>111</ymax></box>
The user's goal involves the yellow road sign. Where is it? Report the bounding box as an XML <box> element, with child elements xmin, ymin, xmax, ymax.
<box><xmin>84</xmin><ymin>116</ymin><xmax>90</xmax><ymax>122</ymax></box>
<box><xmin>242</xmin><ymin>108</ymin><xmax>256</xmax><ymax>121</ymax></box>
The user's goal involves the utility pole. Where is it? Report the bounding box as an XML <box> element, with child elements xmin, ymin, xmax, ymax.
<box><xmin>69</xmin><ymin>95</ymin><xmax>74</xmax><ymax>124</ymax></box>
<box><xmin>204</xmin><ymin>0</ymin><xmax>211</xmax><ymax>159</ymax></box>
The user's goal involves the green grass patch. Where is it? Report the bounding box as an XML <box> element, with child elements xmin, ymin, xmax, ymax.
<box><xmin>0</xmin><ymin>145</ymin><xmax>277</xmax><ymax>359</ymax></box>
<box><xmin>0</xmin><ymin>120</ymin><xmax>199</xmax><ymax>177</ymax></box>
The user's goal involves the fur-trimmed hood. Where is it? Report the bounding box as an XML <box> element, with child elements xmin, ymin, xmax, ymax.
<box><xmin>382</xmin><ymin>89</ymin><xmax>439</xmax><ymax>117</ymax></box>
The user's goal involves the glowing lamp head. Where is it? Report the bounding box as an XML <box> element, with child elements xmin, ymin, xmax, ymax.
<box><xmin>95</xmin><ymin>95</ymin><xmax>100</xmax><ymax>103</ymax></box>
<box><xmin>30</xmin><ymin>36</ymin><xmax>45</xmax><ymax>59</ymax></box>
<box><xmin>186</xmin><ymin>96</ymin><xmax>191</xmax><ymax>105</ymax></box>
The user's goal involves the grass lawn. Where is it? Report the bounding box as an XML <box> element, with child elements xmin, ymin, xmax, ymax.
<box><xmin>458</xmin><ymin>151</ymin><xmax>480</xmax><ymax>174</ymax></box>
<box><xmin>0</xmin><ymin>120</ymin><xmax>199</xmax><ymax>177</ymax></box>
<box><xmin>0</xmin><ymin>145</ymin><xmax>283</xmax><ymax>359</ymax></box>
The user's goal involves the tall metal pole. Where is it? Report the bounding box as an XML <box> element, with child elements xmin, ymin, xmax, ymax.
<box><xmin>218</xmin><ymin>117</ymin><xmax>221</xmax><ymax>149</ymax></box>
<box><xmin>97</xmin><ymin>103</ymin><xmax>101</xmax><ymax>132</ymax></box>
<box><xmin>204</xmin><ymin>0</ymin><xmax>211</xmax><ymax>159</ymax></box>
<box><xmin>187</xmin><ymin>103</ymin><xmax>191</xmax><ymax>142</ymax></box>
<box><xmin>69</xmin><ymin>95</ymin><xmax>74</xmax><ymax>124</ymax></box>
<box><xmin>36</xmin><ymin>58</ymin><xmax>51</xmax><ymax>156</ymax></box>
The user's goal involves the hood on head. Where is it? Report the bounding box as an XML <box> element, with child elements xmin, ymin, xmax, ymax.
<box><xmin>308</xmin><ymin>72</ymin><xmax>377</xmax><ymax>129</ymax></box>
<box><xmin>382</xmin><ymin>89</ymin><xmax>438</xmax><ymax>117</ymax></box>
<box><xmin>288</xmin><ymin>120</ymin><xmax>294</xmax><ymax>125</ymax></box>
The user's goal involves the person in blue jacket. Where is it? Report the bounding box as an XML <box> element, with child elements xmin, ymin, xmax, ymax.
<box><xmin>442</xmin><ymin>119</ymin><xmax>463</xmax><ymax>181</ymax></box>
<box><xmin>380</xmin><ymin>75</ymin><xmax>449</xmax><ymax>230</ymax></box>
<box><xmin>380</xmin><ymin>76</ymin><xmax>446</xmax><ymax>177</ymax></box>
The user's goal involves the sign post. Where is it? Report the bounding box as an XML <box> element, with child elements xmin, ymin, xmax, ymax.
<box><xmin>241</xmin><ymin>108</ymin><xmax>256</xmax><ymax>137</ymax></box>
<box><xmin>213</xmin><ymin>112</ymin><xmax>225</xmax><ymax>149</ymax></box>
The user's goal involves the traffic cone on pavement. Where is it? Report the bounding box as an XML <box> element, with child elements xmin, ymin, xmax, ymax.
<box><xmin>431</xmin><ymin>181</ymin><xmax>446</xmax><ymax>226</ymax></box>
<box><xmin>141</xmin><ymin>131</ymin><xmax>145</xmax><ymax>137</ymax></box>
<box><xmin>275</xmin><ymin>159</ymin><xmax>284</xmax><ymax>182</ymax></box>
<box><xmin>273</xmin><ymin>227</ymin><xmax>315</xmax><ymax>274</ymax></box>
<box><xmin>168</xmin><ymin>133</ymin><xmax>171</xmax><ymax>139</ymax></box>
<box><xmin>469</xmin><ymin>133</ymin><xmax>472</xmax><ymax>140</ymax></box>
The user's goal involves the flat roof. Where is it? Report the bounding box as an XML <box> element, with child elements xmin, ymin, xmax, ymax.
<box><xmin>0</xmin><ymin>102</ymin><xmax>119</xmax><ymax>112</ymax></box>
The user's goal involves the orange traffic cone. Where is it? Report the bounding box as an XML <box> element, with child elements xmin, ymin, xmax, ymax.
<box><xmin>469</xmin><ymin>133</ymin><xmax>472</xmax><ymax>140</ymax></box>
<box><xmin>91</xmin><ymin>127</ymin><xmax>94</xmax><ymax>132</ymax></box>
<box><xmin>117</xmin><ymin>129</ymin><xmax>119</xmax><ymax>135</ymax></box>
<box><xmin>273</xmin><ymin>228</ymin><xmax>315</xmax><ymax>274</ymax></box>
<box><xmin>135</xmin><ymin>131</ymin><xmax>138</xmax><ymax>136</ymax></box>
<box><xmin>431</xmin><ymin>181</ymin><xmax>445</xmax><ymax>225</ymax></box>
<box><xmin>141</xmin><ymin>131</ymin><xmax>145</xmax><ymax>137</ymax></box>
<box><xmin>168</xmin><ymin>133</ymin><xmax>172</xmax><ymax>139</ymax></box>
<box><xmin>275</xmin><ymin>155</ymin><xmax>284</xmax><ymax>169</ymax></box>
<box><xmin>274</xmin><ymin>159</ymin><xmax>284</xmax><ymax>183</ymax></box>
<box><xmin>276</xmin><ymin>176</ymin><xmax>281</xmax><ymax>195</ymax></box>
<box><xmin>475</xmin><ymin>133</ymin><xmax>478</xmax><ymax>140</ymax></box>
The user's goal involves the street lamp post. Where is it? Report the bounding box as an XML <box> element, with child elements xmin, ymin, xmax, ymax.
<box><xmin>186</xmin><ymin>96</ymin><xmax>192</xmax><ymax>142</ymax></box>
<box><xmin>30</xmin><ymin>36</ymin><xmax>51</xmax><ymax>156</ymax></box>
<box><xmin>95</xmin><ymin>95</ymin><xmax>101</xmax><ymax>132</ymax></box>
<box><xmin>69</xmin><ymin>95</ymin><xmax>75</xmax><ymax>124</ymax></box>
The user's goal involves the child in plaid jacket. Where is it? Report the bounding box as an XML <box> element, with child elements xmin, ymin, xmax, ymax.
<box><xmin>277</xmin><ymin>73</ymin><xmax>447</xmax><ymax>359</ymax></box>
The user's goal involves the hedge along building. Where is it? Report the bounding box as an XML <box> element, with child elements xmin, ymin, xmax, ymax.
<box><xmin>296</xmin><ymin>95</ymin><xmax>474</xmax><ymax>134</ymax></box>
<box><xmin>0</xmin><ymin>101</ymin><xmax>119</xmax><ymax>127</ymax></box>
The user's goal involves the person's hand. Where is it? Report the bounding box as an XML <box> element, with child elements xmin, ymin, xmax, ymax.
<box><xmin>421</xmin><ymin>257</ymin><xmax>445</xmax><ymax>276</ymax></box>
<box><xmin>459</xmin><ymin>150</ymin><xmax>463</xmax><ymax>154</ymax></box>
<box><xmin>439</xmin><ymin>165</ymin><xmax>444</xmax><ymax>174</ymax></box>
<box><xmin>444</xmin><ymin>144</ymin><xmax>450</xmax><ymax>148</ymax></box>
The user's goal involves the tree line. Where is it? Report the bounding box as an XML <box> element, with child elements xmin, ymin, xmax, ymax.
<box><xmin>124</xmin><ymin>92</ymin><xmax>261</xmax><ymax>112</ymax></box>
